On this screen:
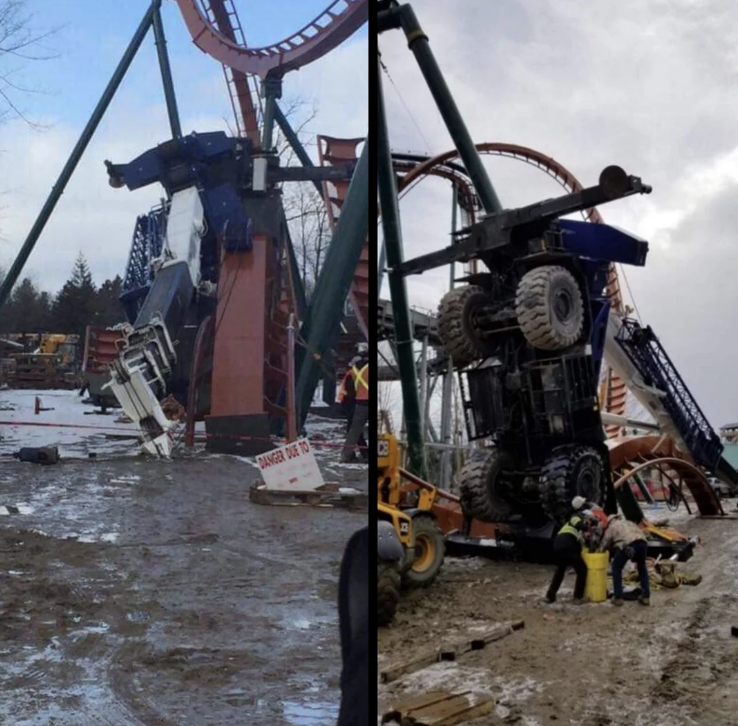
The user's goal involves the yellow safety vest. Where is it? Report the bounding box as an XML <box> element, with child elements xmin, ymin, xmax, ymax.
<box><xmin>558</xmin><ymin>515</ymin><xmax>584</xmax><ymax>541</ymax></box>
<box><xmin>352</xmin><ymin>363</ymin><xmax>369</xmax><ymax>400</ymax></box>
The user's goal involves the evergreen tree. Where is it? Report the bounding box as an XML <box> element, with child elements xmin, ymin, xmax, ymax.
<box><xmin>95</xmin><ymin>275</ymin><xmax>127</xmax><ymax>328</ymax></box>
<box><xmin>52</xmin><ymin>253</ymin><xmax>98</xmax><ymax>340</ymax></box>
<box><xmin>0</xmin><ymin>276</ymin><xmax>50</xmax><ymax>334</ymax></box>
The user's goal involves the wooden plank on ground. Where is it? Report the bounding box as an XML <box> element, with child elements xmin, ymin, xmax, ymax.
<box><xmin>383</xmin><ymin>690</ymin><xmax>494</xmax><ymax>726</ymax></box>
<box><xmin>444</xmin><ymin>619</ymin><xmax>525</xmax><ymax>658</ymax></box>
<box><xmin>384</xmin><ymin>690</ymin><xmax>454</xmax><ymax>714</ymax></box>
<box><xmin>382</xmin><ymin>620</ymin><xmax>524</xmax><ymax>683</ymax></box>
<box><xmin>380</xmin><ymin>649</ymin><xmax>441</xmax><ymax>684</ymax></box>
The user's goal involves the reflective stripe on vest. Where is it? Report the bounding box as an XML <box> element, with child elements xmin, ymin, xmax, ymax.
<box><xmin>352</xmin><ymin>364</ymin><xmax>369</xmax><ymax>400</ymax></box>
<box><xmin>558</xmin><ymin>515</ymin><xmax>583</xmax><ymax>541</ymax></box>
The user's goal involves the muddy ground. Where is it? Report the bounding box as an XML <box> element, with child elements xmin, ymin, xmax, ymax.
<box><xmin>0</xmin><ymin>410</ymin><xmax>366</xmax><ymax>726</ymax></box>
<box><xmin>379</xmin><ymin>501</ymin><xmax>738</xmax><ymax>726</ymax></box>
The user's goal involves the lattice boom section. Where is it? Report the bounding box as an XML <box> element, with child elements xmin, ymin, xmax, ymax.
<box><xmin>122</xmin><ymin>206</ymin><xmax>167</xmax><ymax>297</ymax></box>
<box><xmin>616</xmin><ymin>318</ymin><xmax>722</xmax><ymax>468</ymax></box>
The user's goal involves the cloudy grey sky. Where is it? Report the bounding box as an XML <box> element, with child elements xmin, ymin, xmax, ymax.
<box><xmin>0</xmin><ymin>1</ymin><xmax>366</xmax><ymax>297</ymax></box>
<box><xmin>378</xmin><ymin>0</ymin><xmax>738</xmax><ymax>429</ymax></box>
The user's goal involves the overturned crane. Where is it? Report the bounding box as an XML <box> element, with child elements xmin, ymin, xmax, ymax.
<box><xmin>103</xmin><ymin>132</ymin><xmax>253</xmax><ymax>456</ymax></box>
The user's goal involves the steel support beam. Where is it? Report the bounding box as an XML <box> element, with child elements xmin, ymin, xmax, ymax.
<box><xmin>261</xmin><ymin>78</ymin><xmax>282</xmax><ymax>151</ymax></box>
<box><xmin>273</xmin><ymin>101</ymin><xmax>323</xmax><ymax>197</ymax></box>
<box><xmin>378</xmin><ymin>231</ymin><xmax>386</xmax><ymax>293</ymax></box>
<box><xmin>152</xmin><ymin>5</ymin><xmax>182</xmax><ymax>139</ymax></box>
<box><xmin>378</xmin><ymin>3</ymin><xmax>502</xmax><ymax>215</ymax></box>
<box><xmin>295</xmin><ymin>137</ymin><xmax>369</xmax><ymax>427</ymax></box>
<box><xmin>377</xmin><ymin>54</ymin><xmax>425</xmax><ymax>477</ymax></box>
<box><xmin>440</xmin><ymin>183</ymin><xmax>458</xmax><ymax>488</ymax></box>
<box><xmin>0</xmin><ymin>1</ymin><xmax>159</xmax><ymax>311</ymax></box>
<box><xmin>284</xmin><ymin>223</ymin><xmax>307</xmax><ymax>319</ymax></box>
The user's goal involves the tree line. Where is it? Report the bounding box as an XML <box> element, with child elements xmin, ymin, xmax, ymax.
<box><xmin>0</xmin><ymin>253</ymin><xmax>128</xmax><ymax>340</ymax></box>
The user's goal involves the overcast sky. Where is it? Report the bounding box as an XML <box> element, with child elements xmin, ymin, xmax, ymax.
<box><xmin>378</xmin><ymin>0</ymin><xmax>738</xmax><ymax>430</ymax></box>
<box><xmin>0</xmin><ymin>0</ymin><xmax>366</xmax><ymax>292</ymax></box>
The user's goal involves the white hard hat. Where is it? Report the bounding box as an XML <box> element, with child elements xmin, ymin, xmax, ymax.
<box><xmin>572</xmin><ymin>496</ymin><xmax>586</xmax><ymax>510</ymax></box>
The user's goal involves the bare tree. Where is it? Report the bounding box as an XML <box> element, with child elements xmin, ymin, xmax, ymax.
<box><xmin>0</xmin><ymin>0</ymin><xmax>58</xmax><ymax>125</ymax></box>
<box><xmin>274</xmin><ymin>98</ymin><xmax>332</xmax><ymax>299</ymax></box>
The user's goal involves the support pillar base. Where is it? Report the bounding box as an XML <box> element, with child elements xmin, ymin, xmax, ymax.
<box><xmin>205</xmin><ymin>413</ymin><xmax>275</xmax><ymax>456</ymax></box>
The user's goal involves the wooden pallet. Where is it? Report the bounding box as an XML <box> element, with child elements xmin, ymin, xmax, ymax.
<box><xmin>382</xmin><ymin>690</ymin><xmax>494</xmax><ymax>726</ymax></box>
<box><xmin>248</xmin><ymin>482</ymin><xmax>367</xmax><ymax>511</ymax></box>
<box><xmin>381</xmin><ymin>621</ymin><xmax>524</xmax><ymax>683</ymax></box>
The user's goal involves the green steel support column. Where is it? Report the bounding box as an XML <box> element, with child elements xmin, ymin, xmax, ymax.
<box><xmin>152</xmin><ymin>5</ymin><xmax>182</xmax><ymax>139</ymax></box>
<box><xmin>633</xmin><ymin>471</ymin><xmax>655</xmax><ymax>505</ymax></box>
<box><xmin>261</xmin><ymin>78</ymin><xmax>282</xmax><ymax>151</ymax></box>
<box><xmin>284</xmin><ymin>224</ymin><xmax>308</xmax><ymax>319</ymax></box>
<box><xmin>295</xmin><ymin>138</ymin><xmax>369</xmax><ymax>427</ymax></box>
<box><xmin>378</xmin><ymin>234</ymin><xmax>386</xmax><ymax>293</ymax></box>
<box><xmin>0</xmin><ymin>1</ymin><xmax>159</xmax><ymax>311</ymax></box>
<box><xmin>392</xmin><ymin>4</ymin><xmax>502</xmax><ymax>215</ymax></box>
<box><xmin>376</xmin><ymin>54</ymin><xmax>426</xmax><ymax>477</ymax></box>
<box><xmin>439</xmin><ymin>184</ymin><xmax>458</xmax><ymax>488</ymax></box>
<box><xmin>273</xmin><ymin>101</ymin><xmax>323</xmax><ymax>198</ymax></box>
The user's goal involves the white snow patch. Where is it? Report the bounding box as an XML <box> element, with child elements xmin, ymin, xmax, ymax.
<box><xmin>0</xmin><ymin>389</ymin><xmax>140</xmax><ymax>458</ymax></box>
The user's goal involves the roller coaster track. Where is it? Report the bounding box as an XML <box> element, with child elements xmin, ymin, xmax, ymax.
<box><xmin>175</xmin><ymin>0</ymin><xmax>368</xmax><ymax>79</ymax></box>
<box><xmin>193</xmin><ymin>0</ymin><xmax>261</xmax><ymax>144</ymax></box>
<box><xmin>391</xmin><ymin>143</ymin><xmax>629</xmax><ymax>437</ymax></box>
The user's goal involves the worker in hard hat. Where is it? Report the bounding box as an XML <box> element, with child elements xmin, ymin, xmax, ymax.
<box><xmin>337</xmin><ymin>351</ymin><xmax>368</xmax><ymax>461</ymax></box>
<box><xmin>545</xmin><ymin>496</ymin><xmax>590</xmax><ymax>604</ymax></box>
<box><xmin>598</xmin><ymin>514</ymin><xmax>651</xmax><ymax>606</ymax></box>
<box><xmin>340</xmin><ymin>343</ymin><xmax>369</xmax><ymax>463</ymax></box>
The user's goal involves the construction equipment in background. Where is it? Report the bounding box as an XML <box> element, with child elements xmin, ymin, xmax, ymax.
<box><xmin>377</xmin><ymin>433</ymin><xmax>446</xmax><ymax>625</ymax></box>
<box><xmin>4</xmin><ymin>353</ymin><xmax>79</xmax><ymax>390</ymax></box>
<box><xmin>34</xmin><ymin>333</ymin><xmax>80</xmax><ymax>365</ymax></box>
<box><xmin>2</xmin><ymin>333</ymin><xmax>81</xmax><ymax>390</ymax></box>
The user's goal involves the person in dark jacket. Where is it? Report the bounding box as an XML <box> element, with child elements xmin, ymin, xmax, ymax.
<box><xmin>545</xmin><ymin>496</ymin><xmax>590</xmax><ymax>604</ymax></box>
<box><xmin>339</xmin><ymin>343</ymin><xmax>369</xmax><ymax>463</ymax></box>
<box><xmin>336</xmin><ymin>527</ymin><xmax>368</xmax><ymax>726</ymax></box>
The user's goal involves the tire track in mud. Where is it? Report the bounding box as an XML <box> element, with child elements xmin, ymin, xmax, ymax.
<box><xmin>650</xmin><ymin>523</ymin><xmax>738</xmax><ymax>725</ymax></box>
<box><xmin>106</xmin><ymin>642</ymin><xmax>179</xmax><ymax>726</ymax></box>
<box><xmin>651</xmin><ymin>594</ymin><xmax>738</xmax><ymax>724</ymax></box>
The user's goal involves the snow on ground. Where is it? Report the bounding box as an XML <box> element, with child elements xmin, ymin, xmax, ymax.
<box><xmin>0</xmin><ymin>389</ymin><xmax>366</xmax><ymax>504</ymax></box>
<box><xmin>0</xmin><ymin>389</ymin><xmax>141</xmax><ymax>458</ymax></box>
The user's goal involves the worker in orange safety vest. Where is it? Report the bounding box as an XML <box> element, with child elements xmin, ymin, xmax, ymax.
<box><xmin>340</xmin><ymin>342</ymin><xmax>369</xmax><ymax>463</ymax></box>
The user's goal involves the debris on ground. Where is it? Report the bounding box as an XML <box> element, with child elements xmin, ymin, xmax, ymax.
<box><xmin>379</xmin><ymin>502</ymin><xmax>738</xmax><ymax>726</ymax></box>
<box><xmin>381</xmin><ymin>689</ymin><xmax>495</xmax><ymax>726</ymax></box>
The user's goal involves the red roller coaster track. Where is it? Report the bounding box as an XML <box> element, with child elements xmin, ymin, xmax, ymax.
<box><xmin>175</xmin><ymin>0</ymin><xmax>368</xmax><ymax>79</ymax></box>
<box><xmin>391</xmin><ymin>142</ymin><xmax>629</xmax><ymax>435</ymax></box>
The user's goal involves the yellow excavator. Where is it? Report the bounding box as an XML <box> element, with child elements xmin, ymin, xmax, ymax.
<box><xmin>377</xmin><ymin>433</ymin><xmax>445</xmax><ymax>626</ymax></box>
<box><xmin>35</xmin><ymin>334</ymin><xmax>79</xmax><ymax>365</ymax></box>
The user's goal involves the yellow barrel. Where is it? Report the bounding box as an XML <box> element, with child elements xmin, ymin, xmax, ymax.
<box><xmin>582</xmin><ymin>551</ymin><xmax>609</xmax><ymax>603</ymax></box>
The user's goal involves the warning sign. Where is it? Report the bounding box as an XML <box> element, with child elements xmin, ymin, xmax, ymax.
<box><xmin>255</xmin><ymin>437</ymin><xmax>325</xmax><ymax>491</ymax></box>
